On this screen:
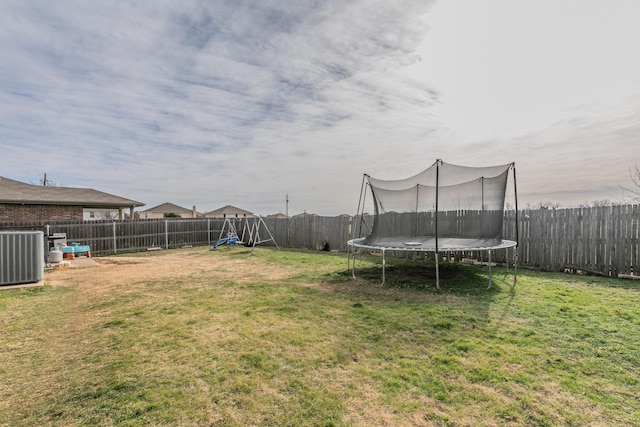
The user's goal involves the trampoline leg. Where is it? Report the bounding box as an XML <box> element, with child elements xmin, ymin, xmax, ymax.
<box><xmin>348</xmin><ymin>247</ymin><xmax>356</xmax><ymax>279</ymax></box>
<box><xmin>350</xmin><ymin>255</ymin><xmax>355</xmax><ymax>279</ymax></box>
<box><xmin>435</xmin><ymin>252</ymin><xmax>440</xmax><ymax>290</ymax></box>
<box><xmin>381</xmin><ymin>249</ymin><xmax>386</xmax><ymax>286</ymax></box>
<box><xmin>487</xmin><ymin>250</ymin><xmax>492</xmax><ymax>289</ymax></box>
<box><xmin>505</xmin><ymin>248</ymin><xmax>510</xmax><ymax>274</ymax></box>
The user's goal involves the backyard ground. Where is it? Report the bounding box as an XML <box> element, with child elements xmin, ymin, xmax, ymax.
<box><xmin>1</xmin><ymin>246</ymin><xmax>639</xmax><ymax>426</ymax></box>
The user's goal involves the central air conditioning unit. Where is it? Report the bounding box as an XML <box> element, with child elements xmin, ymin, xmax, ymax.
<box><xmin>0</xmin><ymin>231</ymin><xmax>45</xmax><ymax>287</ymax></box>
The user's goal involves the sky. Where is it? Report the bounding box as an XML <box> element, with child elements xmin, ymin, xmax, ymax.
<box><xmin>1</xmin><ymin>0</ymin><xmax>639</xmax><ymax>216</ymax></box>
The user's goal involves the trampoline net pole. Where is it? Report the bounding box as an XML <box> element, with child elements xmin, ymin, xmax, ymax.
<box><xmin>435</xmin><ymin>160</ymin><xmax>440</xmax><ymax>253</ymax></box>
<box><xmin>349</xmin><ymin>174</ymin><xmax>368</xmax><ymax>278</ymax></box>
<box><xmin>512</xmin><ymin>163</ymin><xmax>519</xmax><ymax>286</ymax></box>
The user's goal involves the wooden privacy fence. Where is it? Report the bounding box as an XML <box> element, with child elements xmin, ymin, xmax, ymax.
<box><xmin>1</xmin><ymin>205</ymin><xmax>639</xmax><ymax>277</ymax></box>
<box><xmin>263</xmin><ymin>215</ymin><xmax>352</xmax><ymax>252</ymax></box>
<box><xmin>512</xmin><ymin>205</ymin><xmax>640</xmax><ymax>276</ymax></box>
<box><xmin>47</xmin><ymin>219</ymin><xmax>223</xmax><ymax>254</ymax></box>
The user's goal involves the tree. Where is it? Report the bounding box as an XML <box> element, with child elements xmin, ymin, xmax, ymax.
<box><xmin>580</xmin><ymin>200</ymin><xmax>613</xmax><ymax>208</ymax></box>
<box><xmin>536</xmin><ymin>201</ymin><xmax>561</xmax><ymax>210</ymax></box>
<box><xmin>623</xmin><ymin>164</ymin><xmax>640</xmax><ymax>203</ymax></box>
<box><xmin>30</xmin><ymin>172</ymin><xmax>58</xmax><ymax>186</ymax></box>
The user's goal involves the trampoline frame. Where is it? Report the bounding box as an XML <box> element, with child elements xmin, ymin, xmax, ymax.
<box><xmin>347</xmin><ymin>237</ymin><xmax>517</xmax><ymax>289</ymax></box>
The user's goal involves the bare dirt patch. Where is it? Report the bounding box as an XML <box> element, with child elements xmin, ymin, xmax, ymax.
<box><xmin>45</xmin><ymin>247</ymin><xmax>297</xmax><ymax>297</ymax></box>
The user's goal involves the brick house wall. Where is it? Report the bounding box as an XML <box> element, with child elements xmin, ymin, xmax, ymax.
<box><xmin>0</xmin><ymin>203</ymin><xmax>83</xmax><ymax>222</ymax></box>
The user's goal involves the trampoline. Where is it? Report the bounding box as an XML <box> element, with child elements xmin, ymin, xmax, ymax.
<box><xmin>348</xmin><ymin>159</ymin><xmax>519</xmax><ymax>288</ymax></box>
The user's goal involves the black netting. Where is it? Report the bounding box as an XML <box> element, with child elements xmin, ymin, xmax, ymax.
<box><xmin>362</xmin><ymin>160</ymin><xmax>513</xmax><ymax>250</ymax></box>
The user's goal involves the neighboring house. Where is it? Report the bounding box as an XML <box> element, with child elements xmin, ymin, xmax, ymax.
<box><xmin>291</xmin><ymin>212</ymin><xmax>317</xmax><ymax>218</ymax></box>
<box><xmin>140</xmin><ymin>202</ymin><xmax>200</xmax><ymax>219</ymax></box>
<box><xmin>266</xmin><ymin>213</ymin><xmax>289</xmax><ymax>219</ymax></box>
<box><xmin>0</xmin><ymin>176</ymin><xmax>144</xmax><ymax>222</ymax></box>
<box><xmin>204</xmin><ymin>205</ymin><xmax>254</xmax><ymax>219</ymax></box>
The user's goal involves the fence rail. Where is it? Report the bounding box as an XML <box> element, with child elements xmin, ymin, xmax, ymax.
<box><xmin>2</xmin><ymin>205</ymin><xmax>639</xmax><ymax>277</ymax></box>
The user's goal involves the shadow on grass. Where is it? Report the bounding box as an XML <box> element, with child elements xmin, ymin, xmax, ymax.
<box><xmin>330</xmin><ymin>259</ymin><xmax>514</xmax><ymax>297</ymax></box>
<box><xmin>223</xmin><ymin>248</ymin><xmax>254</xmax><ymax>256</ymax></box>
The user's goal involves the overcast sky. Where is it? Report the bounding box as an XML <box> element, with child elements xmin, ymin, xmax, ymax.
<box><xmin>1</xmin><ymin>0</ymin><xmax>639</xmax><ymax>215</ymax></box>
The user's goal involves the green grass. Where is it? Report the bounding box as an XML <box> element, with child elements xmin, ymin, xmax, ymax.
<box><xmin>1</xmin><ymin>246</ymin><xmax>639</xmax><ymax>426</ymax></box>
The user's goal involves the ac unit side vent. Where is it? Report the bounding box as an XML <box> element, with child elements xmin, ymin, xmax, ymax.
<box><xmin>0</xmin><ymin>231</ymin><xmax>45</xmax><ymax>286</ymax></box>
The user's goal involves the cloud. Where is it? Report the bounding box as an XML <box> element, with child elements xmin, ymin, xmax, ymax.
<box><xmin>0</xmin><ymin>0</ymin><xmax>438</xmax><ymax>215</ymax></box>
<box><xmin>2</xmin><ymin>0</ymin><xmax>639</xmax><ymax>215</ymax></box>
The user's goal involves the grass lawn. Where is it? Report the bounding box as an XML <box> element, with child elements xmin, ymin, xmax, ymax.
<box><xmin>1</xmin><ymin>246</ymin><xmax>639</xmax><ymax>426</ymax></box>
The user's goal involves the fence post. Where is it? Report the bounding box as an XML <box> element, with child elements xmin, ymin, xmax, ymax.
<box><xmin>165</xmin><ymin>220</ymin><xmax>169</xmax><ymax>249</ymax></box>
<box><xmin>112</xmin><ymin>220</ymin><xmax>117</xmax><ymax>254</ymax></box>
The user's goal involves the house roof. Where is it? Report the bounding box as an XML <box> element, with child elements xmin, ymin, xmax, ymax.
<box><xmin>205</xmin><ymin>204</ymin><xmax>254</xmax><ymax>216</ymax></box>
<box><xmin>266</xmin><ymin>213</ymin><xmax>289</xmax><ymax>219</ymax></box>
<box><xmin>142</xmin><ymin>202</ymin><xmax>197</xmax><ymax>214</ymax></box>
<box><xmin>0</xmin><ymin>176</ymin><xmax>144</xmax><ymax>208</ymax></box>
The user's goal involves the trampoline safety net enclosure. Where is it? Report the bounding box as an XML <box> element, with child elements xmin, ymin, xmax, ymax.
<box><xmin>348</xmin><ymin>159</ymin><xmax>518</xmax><ymax>288</ymax></box>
